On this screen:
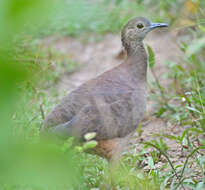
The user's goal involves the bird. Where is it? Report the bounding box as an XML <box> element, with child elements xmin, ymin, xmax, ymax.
<box><xmin>41</xmin><ymin>17</ymin><xmax>168</xmax><ymax>160</ymax></box>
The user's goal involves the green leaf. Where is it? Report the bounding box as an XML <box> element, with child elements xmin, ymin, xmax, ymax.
<box><xmin>199</xmin><ymin>25</ymin><xmax>205</xmax><ymax>33</ymax></box>
<box><xmin>61</xmin><ymin>137</ymin><xmax>74</xmax><ymax>152</ymax></box>
<box><xmin>154</xmin><ymin>106</ymin><xmax>166</xmax><ymax>117</ymax></box>
<box><xmin>83</xmin><ymin>140</ymin><xmax>98</xmax><ymax>150</ymax></box>
<box><xmin>147</xmin><ymin>45</ymin><xmax>155</xmax><ymax>68</ymax></box>
<box><xmin>179</xmin><ymin>129</ymin><xmax>187</xmax><ymax>142</ymax></box>
<box><xmin>84</xmin><ymin>132</ymin><xmax>97</xmax><ymax>141</ymax></box>
<box><xmin>163</xmin><ymin>134</ymin><xmax>179</xmax><ymax>142</ymax></box>
<box><xmin>183</xmin><ymin>178</ymin><xmax>194</xmax><ymax>184</ymax></box>
<box><xmin>180</xmin><ymin>41</ymin><xmax>188</xmax><ymax>52</ymax></box>
<box><xmin>74</xmin><ymin>146</ymin><xmax>83</xmax><ymax>153</ymax></box>
<box><xmin>196</xmin><ymin>182</ymin><xmax>204</xmax><ymax>190</ymax></box>
<box><xmin>186</xmin><ymin>106</ymin><xmax>201</xmax><ymax>113</ymax></box>
<box><xmin>147</xmin><ymin>156</ymin><xmax>154</xmax><ymax>170</ymax></box>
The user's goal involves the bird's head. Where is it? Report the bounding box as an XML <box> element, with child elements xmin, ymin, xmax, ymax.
<box><xmin>121</xmin><ymin>17</ymin><xmax>168</xmax><ymax>50</ymax></box>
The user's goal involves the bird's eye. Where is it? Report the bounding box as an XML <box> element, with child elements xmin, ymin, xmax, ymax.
<box><xmin>137</xmin><ymin>23</ymin><xmax>144</xmax><ymax>29</ymax></box>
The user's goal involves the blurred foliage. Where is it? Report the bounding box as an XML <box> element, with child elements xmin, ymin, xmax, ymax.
<box><xmin>0</xmin><ymin>0</ymin><xmax>82</xmax><ymax>189</ymax></box>
<box><xmin>33</xmin><ymin>0</ymin><xmax>205</xmax><ymax>38</ymax></box>
<box><xmin>39</xmin><ymin>0</ymin><xmax>183</xmax><ymax>36</ymax></box>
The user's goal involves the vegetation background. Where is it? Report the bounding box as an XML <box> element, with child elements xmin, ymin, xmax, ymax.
<box><xmin>0</xmin><ymin>0</ymin><xmax>204</xmax><ymax>189</ymax></box>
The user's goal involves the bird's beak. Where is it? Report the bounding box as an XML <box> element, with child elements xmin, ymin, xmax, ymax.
<box><xmin>149</xmin><ymin>23</ymin><xmax>168</xmax><ymax>30</ymax></box>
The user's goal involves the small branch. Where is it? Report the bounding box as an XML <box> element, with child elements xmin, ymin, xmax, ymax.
<box><xmin>40</xmin><ymin>104</ymin><xmax>45</xmax><ymax>120</ymax></box>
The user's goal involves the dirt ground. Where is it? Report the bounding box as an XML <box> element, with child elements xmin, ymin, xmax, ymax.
<box><xmin>43</xmin><ymin>29</ymin><xmax>199</xmax><ymax>174</ymax></box>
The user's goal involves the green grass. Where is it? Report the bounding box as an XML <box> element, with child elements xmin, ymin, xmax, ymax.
<box><xmin>37</xmin><ymin>0</ymin><xmax>189</xmax><ymax>37</ymax></box>
<box><xmin>146</xmin><ymin>22</ymin><xmax>205</xmax><ymax>189</ymax></box>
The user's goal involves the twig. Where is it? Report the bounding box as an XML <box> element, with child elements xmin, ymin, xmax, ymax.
<box><xmin>40</xmin><ymin>103</ymin><xmax>45</xmax><ymax>120</ymax></box>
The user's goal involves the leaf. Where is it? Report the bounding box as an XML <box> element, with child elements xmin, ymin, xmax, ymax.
<box><xmin>183</xmin><ymin>178</ymin><xmax>194</xmax><ymax>184</ymax></box>
<box><xmin>163</xmin><ymin>134</ymin><xmax>179</xmax><ymax>142</ymax></box>
<box><xmin>199</xmin><ymin>25</ymin><xmax>205</xmax><ymax>33</ymax></box>
<box><xmin>187</xmin><ymin>127</ymin><xmax>203</xmax><ymax>134</ymax></box>
<box><xmin>74</xmin><ymin>146</ymin><xmax>83</xmax><ymax>152</ymax></box>
<box><xmin>196</xmin><ymin>182</ymin><xmax>204</xmax><ymax>190</ymax></box>
<box><xmin>180</xmin><ymin>41</ymin><xmax>188</xmax><ymax>52</ymax></box>
<box><xmin>147</xmin><ymin>156</ymin><xmax>154</xmax><ymax>170</ymax></box>
<box><xmin>147</xmin><ymin>45</ymin><xmax>155</xmax><ymax>68</ymax></box>
<box><xmin>83</xmin><ymin>140</ymin><xmax>98</xmax><ymax>150</ymax></box>
<box><xmin>186</xmin><ymin>106</ymin><xmax>202</xmax><ymax>113</ymax></box>
<box><xmin>179</xmin><ymin>129</ymin><xmax>187</xmax><ymax>143</ymax></box>
<box><xmin>154</xmin><ymin>106</ymin><xmax>166</xmax><ymax>117</ymax></box>
<box><xmin>175</xmin><ymin>65</ymin><xmax>185</xmax><ymax>72</ymax></box>
<box><xmin>61</xmin><ymin>137</ymin><xmax>74</xmax><ymax>152</ymax></box>
<box><xmin>84</xmin><ymin>132</ymin><xmax>97</xmax><ymax>141</ymax></box>
<box><xmin>185</xmin><ymin>37</ymin><xmax>205</xmax><ymax>57</ymax></box>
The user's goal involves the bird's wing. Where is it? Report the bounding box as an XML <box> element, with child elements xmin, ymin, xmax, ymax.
<box><xmin>49</xmin><ymin>89</ymin><xmax>146</xmax><ymax>140</ymax></box>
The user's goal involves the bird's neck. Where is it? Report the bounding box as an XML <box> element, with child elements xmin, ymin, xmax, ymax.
<box><xmin>126</xmin><ymin>41</ymin><xmax>148</xmax><ymax>81</ymax></box>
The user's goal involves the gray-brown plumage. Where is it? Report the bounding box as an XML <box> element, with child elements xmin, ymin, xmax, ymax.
<box><xmin>42</xmin><ymin>17</ymin><xmax>168</xmax><ymax>159</ymax></box>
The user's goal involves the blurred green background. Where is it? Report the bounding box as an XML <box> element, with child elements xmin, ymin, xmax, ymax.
<box><xmin>0</xmin><ymin>0</ymin><xmax>204</xmax><ymax>189</ymax></box>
